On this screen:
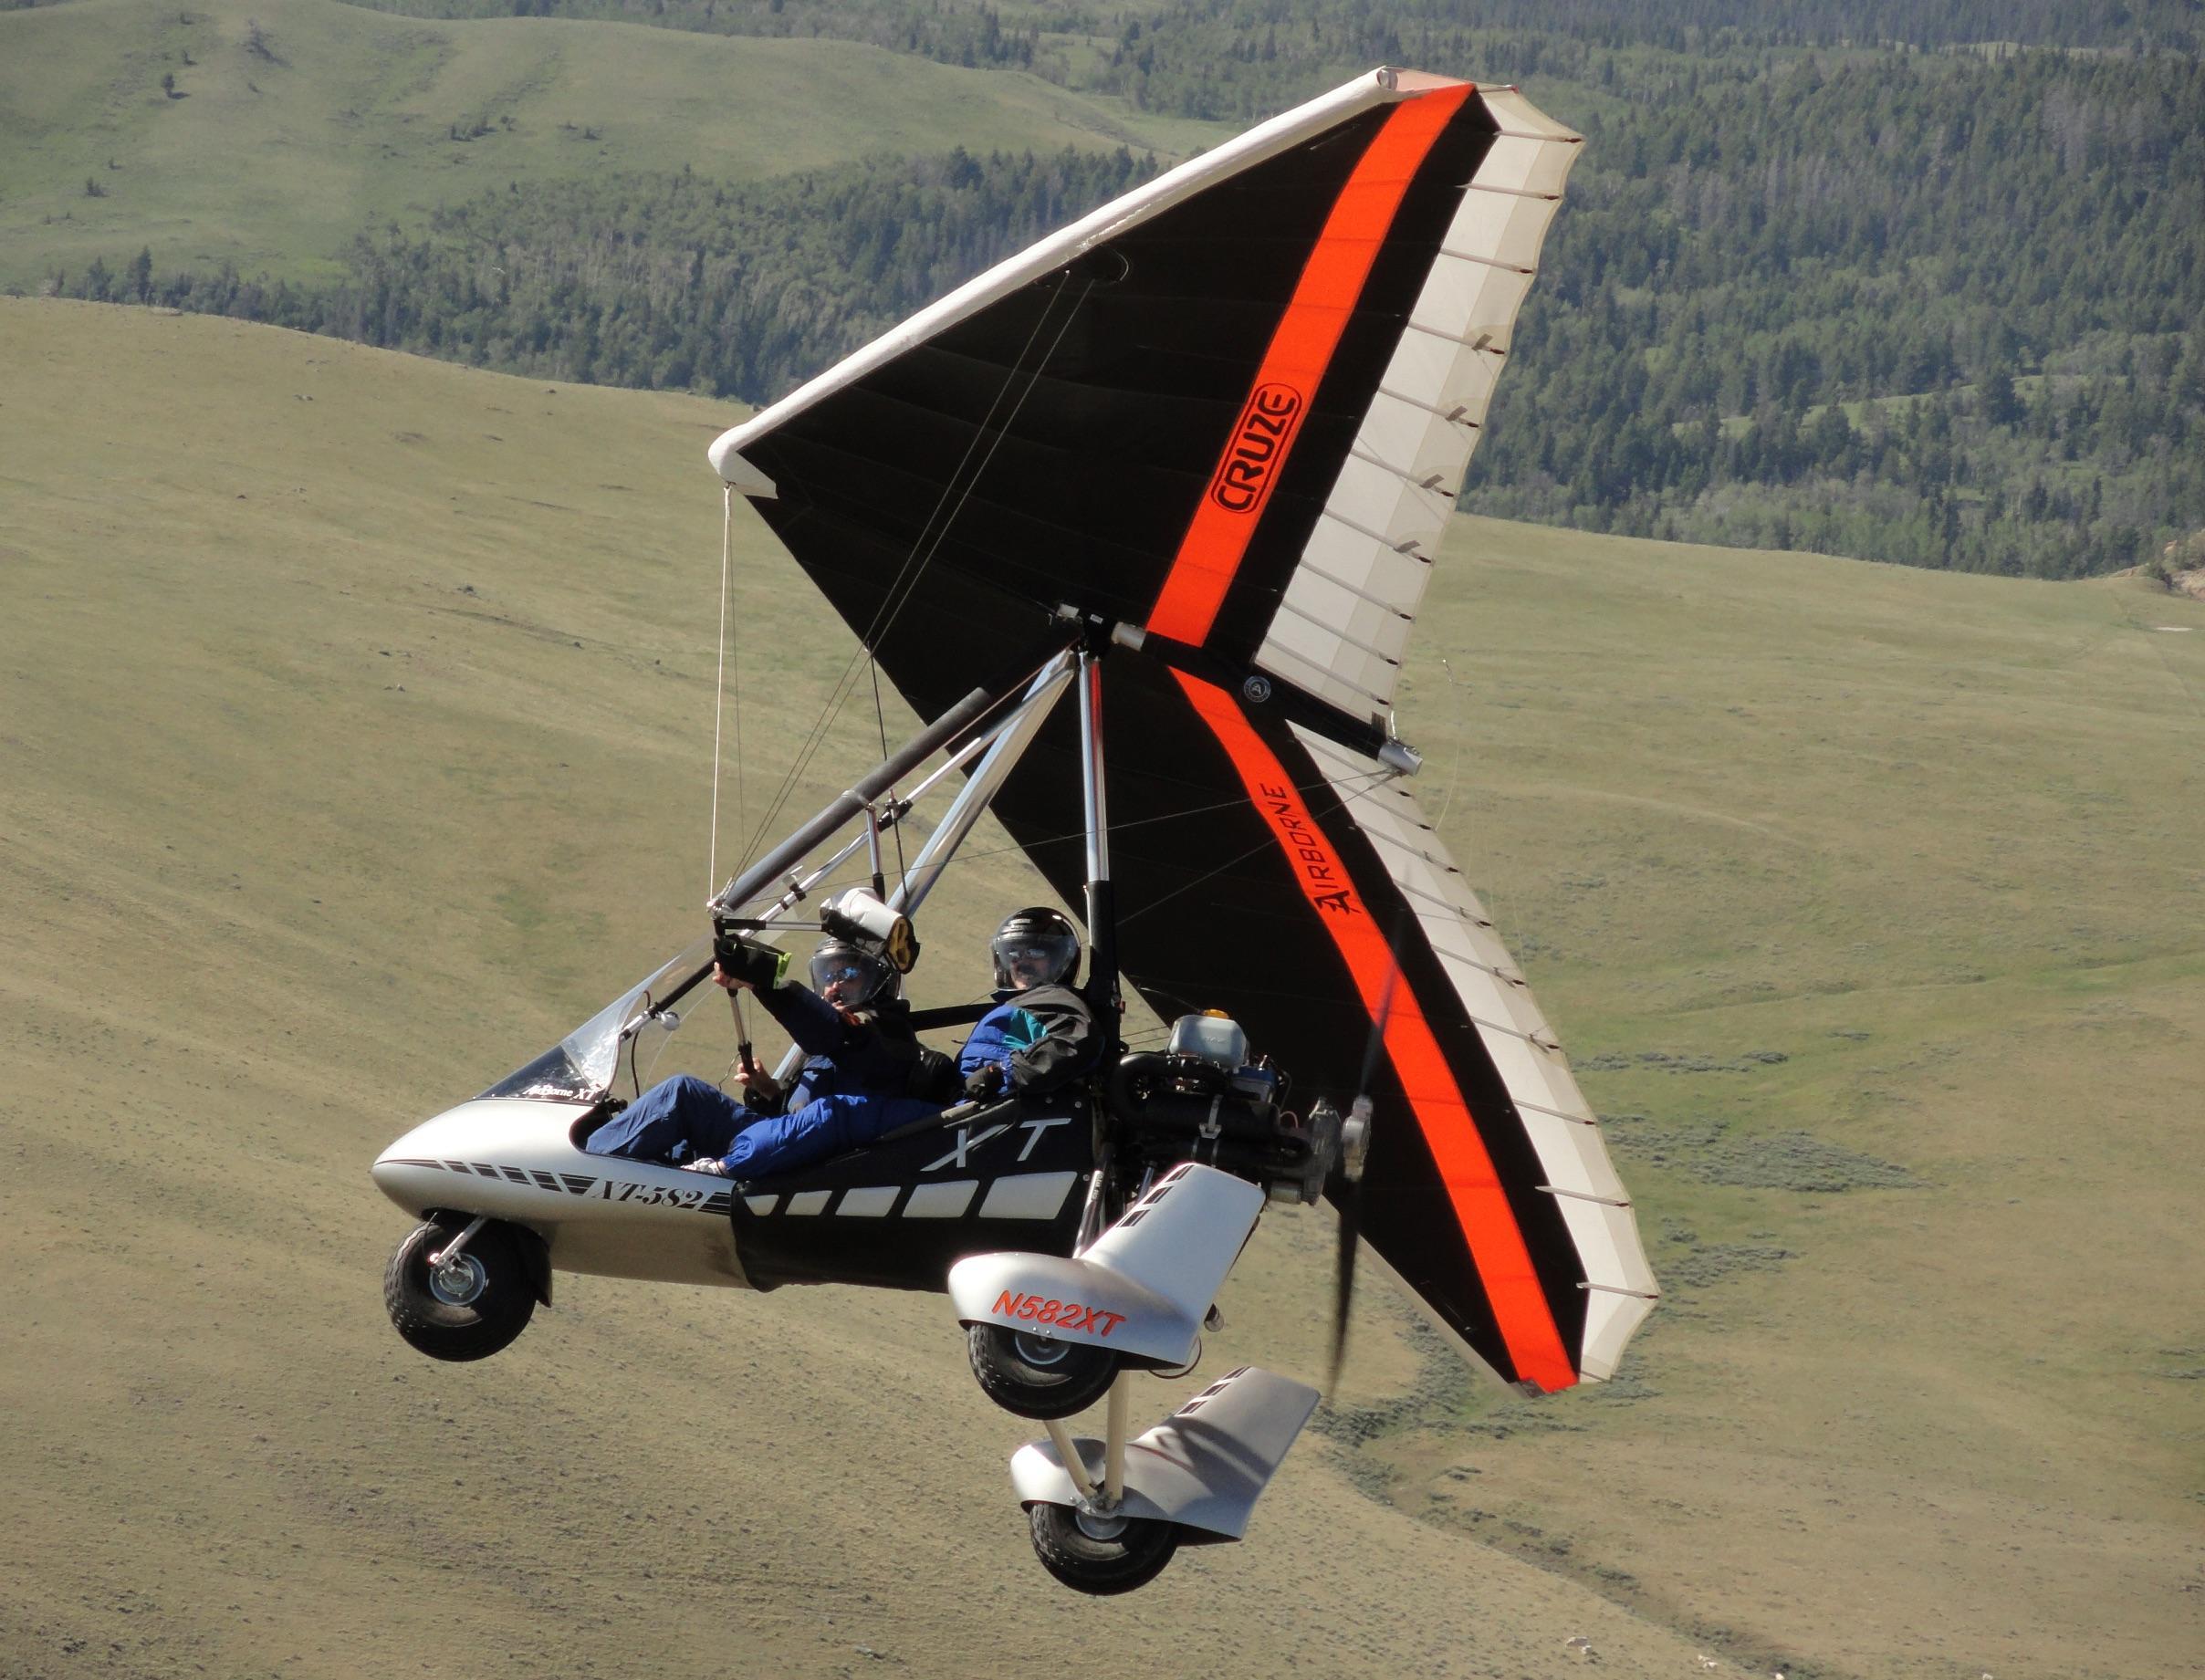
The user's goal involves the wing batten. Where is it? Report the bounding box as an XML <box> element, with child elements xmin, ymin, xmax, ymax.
<box><xmin>1255</xmin><ymin>641</ymin><xmax>1398</xmax><ymax>712</ymax></box>
<box><xmin>1249</xmin><ymin>99</ymin><xmax>1581</xmax><ymax>718</ymax></box>
<box><xmin>1544</xmin><ymin>1186</ymin><xmax>1633</xmax><ymax>1207</ymax></box>
<box><xmin>1439</xmin><ymin>247</ymin><xmax>1539</xmax><ymax>273</ymax></box>
<box><xmin>1269</xmin><ymin>596</ymin><xmax>1406</xmax><ymax>664</ymax></box>
<box><xmin>1291</xmin><ymin>726</ymin><xmax>1660</xmax><ymax>1384</ymax></box>
<box><xmin>1144</xmin><ymin>82</ymin><xmax>1476</xmax><ymax>647</ymax></box>
<box><xmin>1171</xmin><ymin>669</ymin><xmax>1582</xmax><ymax>1393</ymax></box>
<box><xmin>1319</xmin><ymin>506</ymin><xmax>1434</xmax><ymax>555</ymax></box>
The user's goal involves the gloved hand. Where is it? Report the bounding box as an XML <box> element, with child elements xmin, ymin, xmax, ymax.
<box><xmin>963</xmin><ymin>1062</ymin><xmax>1006</xmax><ymax>1102</ymax></box>
<box><xmin>682</xmin><ymin>1156</ymin><xmax>730</xmax><ymax>1176</ymax></box>
<box><xmin>713</xmin><ymin>934</ymin><xmax>788</xmax><ymax>992</ymax></box>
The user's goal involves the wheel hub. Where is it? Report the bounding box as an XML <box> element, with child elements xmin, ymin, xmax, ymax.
<box><xmin>428</xmin><ymin>1252</ymin><xmax>488</xmax><ymax>1306</ymax></box>
<box><xmin>1071</xmin><ymin>1504</ymin><xmax>1130</xmax><ymax>1542</ymax></box>
<box><xmin>1012</xmin><ymin>1332</ymin><xmax>1071</xmax><ymax>1368</ymax></box>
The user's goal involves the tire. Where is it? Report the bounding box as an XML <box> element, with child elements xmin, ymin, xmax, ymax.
<box><xmin>966</xmin><ymin>1323</ymin><xmax>1120</xmax><ymax>1419</ymax></box>
<box><xmin>1028</xmin><ymin>1503</ymin><xmax>1180</xmax><ymax>1595</ymax></box>
<box><xmin>383</xmin><ymin>1219</ymin><xmax>535</xmax><ymax>1362</ymax></box>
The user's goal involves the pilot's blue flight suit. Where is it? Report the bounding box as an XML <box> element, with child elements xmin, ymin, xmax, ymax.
<box><xmin>584</xmin><ymin>982</ymin><xmax>944</xmax><ymax>1179</ymax></box>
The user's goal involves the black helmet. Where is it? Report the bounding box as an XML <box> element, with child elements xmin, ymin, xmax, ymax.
<box><xmin>991</xmin><ymin>906</ymin><xmax>1081</xmax><ymax>991</ymax></box>
<box><xmin>810</xmin><ymin>936</ymin><xmax>894</xmax><ymax>1007</ymax></box>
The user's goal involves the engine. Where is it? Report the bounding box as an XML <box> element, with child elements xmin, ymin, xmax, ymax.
<box><xmin>1106</xmin><ymin>1013</ymin><xmax>1338</xmax><ymax>1205</ymax></box>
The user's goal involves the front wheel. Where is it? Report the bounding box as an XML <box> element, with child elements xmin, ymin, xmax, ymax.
<box><xmin>384</xmin><ymin>1219</ymin><xmax>535</xmax><ymax>1362</ymax></box>
<box><xmin>967</xmin><ymin>1323</ymin><xmax>1119</xmax><ymax>1419</ymax></box>
<box><xmin>1028</xmin><ymin>1503</ymin><xmax>1180</xmax><ymax>1595</ymax></box>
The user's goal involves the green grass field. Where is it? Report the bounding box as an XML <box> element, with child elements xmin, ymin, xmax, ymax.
<box><xmin>3</xmin><ymin>297</ymin><xmax>2200</xmax><ymax>1679</ymax></box>
<box><xmin>0</xmin><ymin>0</ymin><xmax>1226</xmax><ymax>293</ymax></box>
<box><xmin>1386</xmin><ymin>517</ymin><xmax>2205</xmax><ymax>1675</ymax></box>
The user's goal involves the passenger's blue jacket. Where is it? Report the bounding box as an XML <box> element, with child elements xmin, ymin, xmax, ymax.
<box><xmin>957</xmin><ymin>983</ymin><xmax>1097</xmax><ymax>1095</ymax></box>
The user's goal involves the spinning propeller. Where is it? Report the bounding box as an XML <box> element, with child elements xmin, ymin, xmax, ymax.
<box><xmin>1324</xmin><ymin>934</ymin><xmax>1397</xmax><ymax>1395</ymax></box>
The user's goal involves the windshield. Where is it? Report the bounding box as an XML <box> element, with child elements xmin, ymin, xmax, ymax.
<box><xmin>476</xmin><ymin>936</ymin><xmax>714</xmax><ymax>1101</ymax></box>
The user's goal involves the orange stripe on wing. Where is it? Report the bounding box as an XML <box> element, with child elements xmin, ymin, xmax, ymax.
<box><xmin>1145</xmin><ymin>81</ymin><xmax>1473</xmax><ymax>648</ymax></box>
<box><xmin>1172</xmin><ymin>669</ymin><xmax>1577</xmax><ymax>1393</ymax></box>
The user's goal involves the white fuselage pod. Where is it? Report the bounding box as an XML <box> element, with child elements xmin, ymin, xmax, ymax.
<box><xmin>372</xmin><ymin>1098</ymin><xmax>748</xmax><ymax>1289</ymax></box>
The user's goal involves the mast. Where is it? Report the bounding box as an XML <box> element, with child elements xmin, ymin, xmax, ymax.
<box><xmin>1077</xmin><ymin>646</ymin><xmax>1119</xmax><ymax>1025</ymax></box>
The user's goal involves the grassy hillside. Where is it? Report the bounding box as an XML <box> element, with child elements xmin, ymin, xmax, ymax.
<box><xmin>3</xmin><ymin>297</ymin><xmax>2200</xmax><ymax>1678</ymax></box>
<box><xmin>0</xmin><ymin>0</ymin><xmax>1220</xmax><ymax>292</ymax></box>
<box><xmin>1382</xmin><ymin>517</ymin><xmax>2205</xmax><ymax>1675</ymax></box>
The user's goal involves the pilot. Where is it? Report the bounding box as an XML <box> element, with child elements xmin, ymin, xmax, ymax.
<box><xmin>583</xmin><ymin>934</ymin><xmax>954</xmax><ymax>1180</ymax></box>
<box><xmin>956</xmin><ymin>906</ymin><xmax>1097</xmax><ymax>1101</ymax></box>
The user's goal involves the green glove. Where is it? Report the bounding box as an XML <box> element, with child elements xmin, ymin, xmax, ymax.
<box><xmin>715</xmin><ymin>932</ymin><xmax>789</xmax><ymax>990</ymax></box>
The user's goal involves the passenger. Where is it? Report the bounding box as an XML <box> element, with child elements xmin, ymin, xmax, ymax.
<box><xmin>583</xmin><ymin>934</ymin><xmax>954</xmax><ymax>1180</ymax></box>
<box><xmin>957</xmin><ymin>906</ymin><xmax>1097</xmax><ymax>1102</ymax></box>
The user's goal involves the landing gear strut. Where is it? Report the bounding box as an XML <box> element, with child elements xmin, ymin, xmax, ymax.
<box><xmin>1022</xmin><ymin>1372</ymin><xmax>1186</xmax><ymax>1593</ymax></box>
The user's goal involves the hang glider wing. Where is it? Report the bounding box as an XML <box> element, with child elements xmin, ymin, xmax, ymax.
<box><xmin>708</xmin><ymin>68</ymin><xmax>1656</xmax><ymax>1392</ymax></box>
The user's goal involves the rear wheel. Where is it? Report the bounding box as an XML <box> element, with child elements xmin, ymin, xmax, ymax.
<box><xmin>966</xmin><ymin>1324</ymin><xmax>1119</xmax><ymax>1419</ymax></box>
<box><xmin>383</xmin><ymin>1219</ymin><xmax>535</xmax><ymax>1362</ymax></box>
<box><xmin>1028</xmin><ymin>1503</ymin><xmax>1180</xmax><ymax>1595</ymax></box>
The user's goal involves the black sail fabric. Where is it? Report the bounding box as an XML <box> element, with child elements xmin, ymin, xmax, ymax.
<box><xmin>709</xmin><ymin>69</ymin><xmax>1656</xmax><ymax>1392</ymax></box>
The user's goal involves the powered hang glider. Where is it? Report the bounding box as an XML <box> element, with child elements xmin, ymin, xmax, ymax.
<box><xmin>373</xmin><ymin>68</ymin><xmax>1656</xmax><ymax>1595</ymax></box>
<box><xmin>706</xmin><ymin>67</ymin><xmax>1659</xmax><ymax>1394</ymax></box>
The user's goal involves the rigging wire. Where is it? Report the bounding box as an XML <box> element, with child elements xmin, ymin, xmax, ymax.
<box><xmin>730</xmin><ymin>275</ymin><xmax>1097</xmax><ymax>871</ymax></box>
<box><xmin>706</xmin><ymin>484</ymin><xmax>747</xmax><ymax>897</ymax></box>
<box><xmin>872</xmin><ymin>660</ymin><xmax>893</xmax><ymax>759</ymax></box>
<box><xmin>872</xmin><ymin>659</ymin><xmax>913</xmax><ymax>896</ymax></box>
<box><xmin>852</xmin><ymin>275</ymin><xmax>1098</xmax><ymax>683</ymax></box>
<box><xmin>897</xmin><ymin>766</ymin><xmax>1401</xmax><ymax>882</ymax></box>
<box><xmin>1113</xmin><ymin>834</ymin><xmax>1292</xmax><ymax>930</ymax></box>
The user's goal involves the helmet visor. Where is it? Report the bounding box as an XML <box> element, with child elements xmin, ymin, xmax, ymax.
<box><xmin>810</xmin><ymin>947</ymin><xmax>887</xmax><ymax>1005</ymax></box>
<box><xmin>991</xmin><ymin>929</ymin><xmax>1077</xmax><ymax>990</ymax></box>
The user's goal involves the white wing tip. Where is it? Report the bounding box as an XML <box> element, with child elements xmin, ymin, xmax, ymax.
<box><xmin>1378</xmin><ymin>66</ymin><xmax>1472</xmax><ymax>95</ymax></box>
<box><xmin>708</xmin><ymin>428</ymin><xmax>777</xmax><ymax>498</ymax></box>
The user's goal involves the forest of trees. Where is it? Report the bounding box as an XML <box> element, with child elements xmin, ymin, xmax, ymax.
<box><xmin>319</xmin><ymin>0</ymin><xmax>2205</xmax><ymax>120</ymax></box>
<box><xmin>1462</xmin><ymin>48</ymin><xmax>2205</xmax><ymax>577</ymax></box>
<box><xmin>64</xmin><ymin>148</ymin><xmax>1160</xmax><ymax>404</ymax></box>
<box><xmin>46</xmin><ymin>18</ymin><xmax>2204</xmax><ymax>579</ymax></box>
